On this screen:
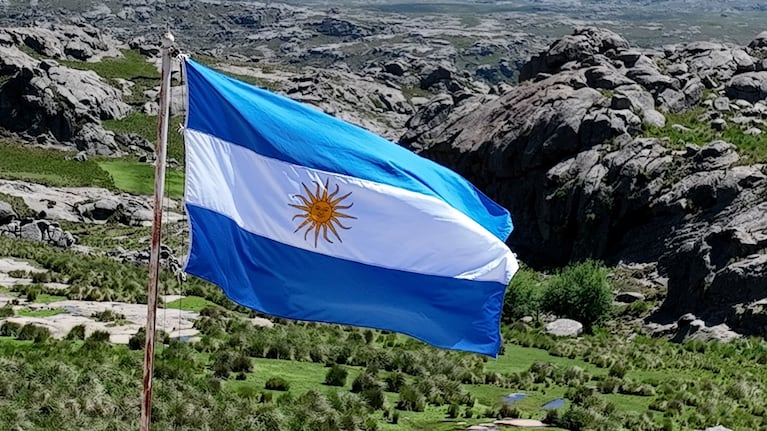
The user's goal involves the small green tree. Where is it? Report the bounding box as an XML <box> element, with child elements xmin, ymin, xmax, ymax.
<box><xmin>541</xmin><ymin>260</ymin><xmax>613</xmax><ymax>327</ymax></box>
<box><xmin>324</xmin><ymin>364</ymin><xmax>348</xmax><ymax>387</ymax></box>
<box><xmin>502</xmin><ymin>268</ymin><xmax>543</xmax><ymax>323</ymax></box>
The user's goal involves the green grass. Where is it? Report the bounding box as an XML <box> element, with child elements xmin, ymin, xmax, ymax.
<box><xmin>0</xmin><ymin>191</ymin><xmax>35</xmax><ymax>218</ymax></box>
<box><xmin>60</xmin><ymin>49</ymin><xmax>159</xmax><ymax>81</ymax></box>
<box><xmin>102</xmin><ymin>112</ymin><xmax>185</xmax><ymax>162</ymax></box>
<box><xmin>34</xmin><ymin>293</ymin><xmax>67</xmax><ymax>304</ymax></box>
<box><xmin>98</xmin><ymin>160</ymin><xmax>184</xmax><ymax>199</ymax></box>
<box><xmin>164</xmin><ymin>296</ymin><xmax>218</xmax><ymax>312</ymax></box>
<box><xmin>15</xmin><ymin>307</ymin><xmax>67</xmax><ymax>317</ymax></box>
<box><xmin>644</xmin><ymin>108</ymin><xmax>767</xmax><ymax>163</ymax></box>
<box><xmin>0</xmin><ymin>139</ymin><xmax>115</xmax><ymax>189</ymax></box>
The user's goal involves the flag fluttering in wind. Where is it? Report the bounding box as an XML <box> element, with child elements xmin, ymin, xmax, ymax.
<box><xmin>182</xmin><ymin>59</ymin><xmax>518</xmax><ymax>356</ymax></box>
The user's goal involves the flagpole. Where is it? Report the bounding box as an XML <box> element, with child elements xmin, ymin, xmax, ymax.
<box><xmin>140</xmin><ymin>31</ymin><xmax>174</xmax><ymax>431</ymax></box>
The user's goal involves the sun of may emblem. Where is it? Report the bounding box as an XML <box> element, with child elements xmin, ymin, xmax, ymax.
<box><xmin>290</xmin><ymin>179</ymin><xmax>356</xmax><ymax>247</ymax></box>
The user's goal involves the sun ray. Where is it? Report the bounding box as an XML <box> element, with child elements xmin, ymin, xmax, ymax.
<box><xmin>322</xmin><ymin>224</ymin><xmax>333</xmax><ymax>244</ymax></box>
<box><xmin>330</xmin><ymin>192</ymin><xmax>352</xmax><ymax>206</ymax></box>
<box><xmin>327</xmin><ymin>184</ymin><xmax>340</xmax><ymax>200</ymax></box>
<box><xmin>304</xmin><ymin>224</ymin><xmax>315</xmax><ymax>241</ymax></box>
<box><xmin>327</xmin><ymin>222</ymin><xmax>343</xmax><ymax>242</ymax></box>
<box><xmin>290</xmin><ymin>179</ymin><xmax>356</xmax><ymax>247</ymax></box>
<box><xmin>302</xmin><ymin>183</ymin><xmax>317</xmax><ymax>202</ymax></box>
<box><xmin>293</xmin><ymin>218</ymin><xmax>313</xmax><ymax>232</ymax></box>
<box><xmin>321</xmin><ymin>179</ymin><xmax>329</xmax><ymax>200</ymax></box>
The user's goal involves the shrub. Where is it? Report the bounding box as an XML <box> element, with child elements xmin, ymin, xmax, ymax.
<box><xmin>385</xmin><ymin>371</ymin><xmax>406</xmax><ymax>392</ymax></box>
<box><xmin>498</xmin><ymin>403</ymin><xmax>521</xmax><ymax>419</ymax></box>
<box><xmin>0</xmin><ymin>305</ymin><xmax>13</xmax><ymax>318</ymax></box>
<box><xmin>609</xmin><ymin>362</ymin><xmax>630</xmax><ymax>379</ymax></box>
<box><xmin>129</xmin><ymin>327</ymin><xmax>146</xmax><ymax>350</ymax></box>
<box><xmin>352</xmin><ymin>371</ymin><xmax>380</xmax><ymax>393</ymax></box>
<box><xmin>447</xmin><ymin>403</ymin><xmax>460</xmax><ymax>418</ymax></box>
<box><xmin>91</xmin><ymin>309</ymin><xmax>126</xmax><ymax>322</ymax></box>
<box><xmin>396</xmin><ymin>385</ymin><xmax>426</xmax><ymax>412</ymax></box>
<box><xmin>87</xmin><ymin>330</ymin><xmax>111</xmax><ymax>343</ymax></box>
<box><xmin>65</xmin><ymin>324</ymin><xmax>86</xmax><ymax>340</ymax></box>
<box><xmin>361</xmin><ymin>386</ymin><xmax>386</xmax><ymax>410</ymax></box>
<box><xmin>16</xmin><ymin>323</ymin><xmax>50</xmax><ymax>342</ymax></box>
<box><xmin>0</xmin><ymin>321</ymin><xmax>21</xmax><ymax>337</ymax></box>
<box><xmin>542</xmin><ymin>260</ymin><xmax>613</xmax><ymax>327</ymax></box>
<box><xmin>324</xmin><ymin>364</ymin><xmax>348</xmax><ymax>387</ymax></box>
<box><xmin>503</xmin><ymin>268</ymin><xmax>543</xmax><ymax>323</ymax></box>
<box><xmin>265</xmin><ymin>377</ymin><xmax>290</xmax><ymax>391</ymax></box>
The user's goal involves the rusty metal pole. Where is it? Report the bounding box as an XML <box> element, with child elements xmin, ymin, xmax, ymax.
<box><xmin>140</xmin><ymin>31</ymin><xmax>174</xmax><ymax>431</ymax></box>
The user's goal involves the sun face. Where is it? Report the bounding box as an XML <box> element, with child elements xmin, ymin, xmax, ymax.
<box><xmin>290</xmin><ymin>179</ymin><xmax>356</xmax><ymax>247</ymax></box>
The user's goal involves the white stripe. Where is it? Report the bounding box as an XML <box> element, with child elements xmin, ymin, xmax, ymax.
<box><xmin>184</xmin><ymin>129</ymin><xmax>518</xmax><ymax>284</ymax></box>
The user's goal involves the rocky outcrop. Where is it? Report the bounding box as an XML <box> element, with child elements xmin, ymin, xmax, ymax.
<box><xmin>0</xmin><ymin>23</ymin><xmax>123</xmax><ymax>61</ymax></box>
<box><xmin>0</xmin><ymin>44</ymin><xmax>130</xmax><ymax>155</ymax></box>
<box><xmin>402</xmin><ymin>28</ymin><xmax>767</xmax><ymax>336</ymax></box>
<box><xmin>0</xmin><ymin>218</ymin><xmax>76</xmax><ymax>248</ymax></box>
<box><xmin>0</xmin><ymin>179</ymin><xmax>184</xmax><ymax>226</ymax></box>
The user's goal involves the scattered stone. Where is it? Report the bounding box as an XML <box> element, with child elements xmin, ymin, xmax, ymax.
<box><xmin>713</xmin><ymin>97</ymin><xmax>730</xmax><ymax>111</ymax></box>
<box><xmin>545</xmin><ymin>319</ymin><xmax>583</xmax><ymax>337</ymax></box>
<box><xmin>494</xmin><ymin>418</ymin><xmax>548</xmax><ymax>428</ymax></box>
<box><xmin>642</xmin><ymin>109</ymin><xmax>666</xmax><ymax>128</ymax></box>
<box><xmin>711</xmin><ymin>118</ymin><xmax>727</xmax><ymax>131</ymax></box>
<box><xmin>744</xmin><ymin>127</ymin><xmax>762</xmax><ymax>136</ymax></box>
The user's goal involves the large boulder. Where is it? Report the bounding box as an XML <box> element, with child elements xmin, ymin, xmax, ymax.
<box><xmin>725</xmin><ymin>71</ymin><xmax>767</xmax><ymax>103</ymax></box>
<box><xmin>0</xmin><ymin>201</ymin><xmax>16</xmax><ymax>225</ymax></box>
<box><xmin>520</xmin><ymin>27</ymin><xmax>629</xmax><ymax>81</ymax></box>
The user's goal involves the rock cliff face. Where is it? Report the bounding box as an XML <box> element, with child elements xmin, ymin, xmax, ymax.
<box><xmin>0</xmin><ymin>25</ymin><xmax>131</xmax><ymax>154</ymax></box>
<box><xmin>402</xmin><ymin>27</ymin><xmax>767</xmax><ymax>334</ymax></box>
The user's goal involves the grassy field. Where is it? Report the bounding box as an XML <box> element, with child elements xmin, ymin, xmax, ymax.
<box><xmin>644</xmin><ymin>108</ymin><xmax>767</xmax><ymax>163</ymax></box>
<box><xmin>98</xmin><ymin>160</ymin><xmax>185</xmax><ymax>200</ymax></box>
<box><xmin>0</xmin><ymin>139</ymin><xmax>115</xmax><ymax>189</ymax></box>
<box><xmin>164</xmin><ymin>295</ymin><xmax>219</xmax><ymax>312</ymax></box>
<box><xmin>15</xmin><ymin>307</ymin><xmax>68</xmax><ymax>317</ymax></box>
<box><xmin>102</xmin><ymin>112</ymin><xmax>186</xmax><ymax>162</ymax></box>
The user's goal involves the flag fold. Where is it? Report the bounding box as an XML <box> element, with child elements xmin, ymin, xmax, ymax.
<box><xmin>182</xmin><ymin>58</ymin><xmax>518</xmax><ymax>356</ymax></box>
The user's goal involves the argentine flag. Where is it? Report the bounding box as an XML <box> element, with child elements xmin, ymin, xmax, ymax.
<box><xmin>182</xmin><ymin>59</ymin><xmax>518</xmax><ymax>356</ymax></box>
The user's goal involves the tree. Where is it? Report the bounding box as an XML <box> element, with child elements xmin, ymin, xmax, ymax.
<box><xmin>502</xmin><ymin>268</ymin><xmax>543</xmax><ymax>323</ymax></box>
<box><xmin>324</xmin><ymin>364</ymin><xmax>348</xmax><ymax>387</ymax></box>
<box><xmin>541</xmin><ymin>260</ymin><xmax>613</xmax><ymax>327</ymax></box>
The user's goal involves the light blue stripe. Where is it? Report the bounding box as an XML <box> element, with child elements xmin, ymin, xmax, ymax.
<box><xmin>185</xmin><ymin>204</ymin><xmax>505</xmax><ymax>356</ymax></box>
<box><xmin>184</xmin><ymin>59</ymin><xmax>512</xmax><ymax>242</ymax></box>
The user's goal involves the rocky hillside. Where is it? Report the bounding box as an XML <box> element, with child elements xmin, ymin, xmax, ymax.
<box><xmin>1</xmin><ymin>10</ymin><xmax>766</xmax><ymax>340</ymax></box>
<box><xmin>402</xmin><ymin>27</ymin><xmax>767</xmax><ymax>336</ymax></box>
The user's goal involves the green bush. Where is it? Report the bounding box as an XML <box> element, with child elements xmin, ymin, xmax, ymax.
<box><xmin>503</xmin><ymin>268</ymin><xmax>543</xmax><ymax>323</ymax></box>
<box><xmin>324</xmin><ymin>364</ymin><xmax>348</xmax><ymax>387</ymax></box>
<box><xmin>87</xmin><ymin>330</ymin><xmax>112</xmax><ymax>343</ymax></box>
<box><xmin>265</xmin><ymin>377</ymin><xmax>290</xmax><ymax>391</ymax></box>
<box><xmin>16</xmin><ymin>323</ymin><xmax>50</xmax><ymax>342</ymax></box>
<box><xmin>385</xmin><ymin>371</ymin><xmax>406</xmax><ymax>392</ymax></box>
<box><xmin>91</xmin><ymin>309</ymin><xmax>126</xmax><ymax>322</ymax></box>
<box><xmin>0</xmin><ymin>305</ymin><xmax>14</xmax><ymax>318</ymax></box>
<box><xmin>352</xmin><ymin>371</ymin><xmax>380</xmax><ymax>393</ymax></box>
<box><xmin>129</xmin><ymin>328</ymin><xmax>146</xmax><ymax>350</ymax></box>
<box><xmin>447</xmin><ymin>403</ymin><xmax>460</xmax><ymax>418</ymax></box>
<box><xmin>542</xmin><ymin>260</ymin><xmax>613</xmax><ymax>327</ymax></box>
<box><xmin>396</xmin><ymin>385</ymin><xmax>426</xmax><ymax>412</ymax></box>
<box><xmin>65</xmin><ymin>324</ymin><xmax>86</xmax><ymax>340</ymax></box>
<box><xmin>0</xmin><ymin>321</ymin><xmax>21</xmax><ymax>337</ymax></box>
